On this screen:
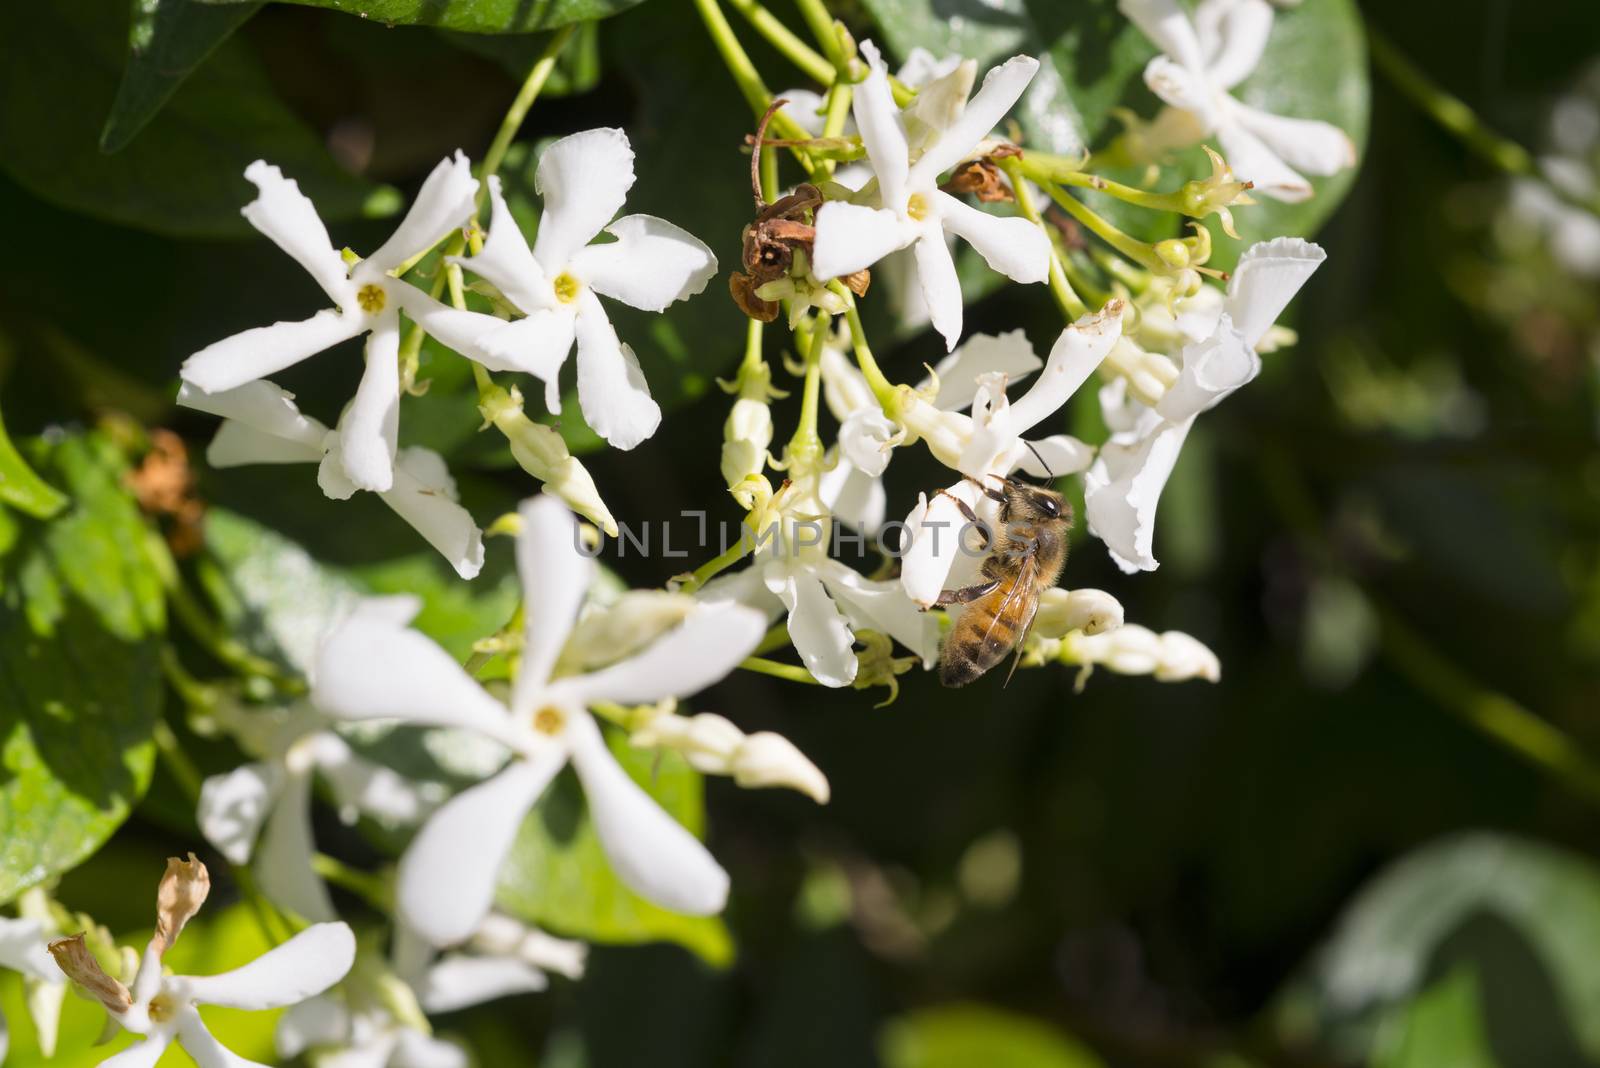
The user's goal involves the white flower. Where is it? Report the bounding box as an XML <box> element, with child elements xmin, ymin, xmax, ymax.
<box><xmin>899</xmin><ymin>303</ymin><xmax>1125</xmax><ymax>608</ymax></box>
<box><xmin>819</xmin><ymin>328</ymin><xmax>1046</xmax><ymax>535</ymax></box>
<box><xmin>180</xmin><ymin>155</ymin><xmax>513</xmax><ymax>493</ymax></box>
<box><xmin>311</xmin><ymin>497</ymin><xmax>766</xmax><ymax>946</ymax></box>
<box><xmin>278</xmin><ymin>998</ymin><xmax>467</xmax><ymax>1068</ymax></box>
<box><xmin>50</xmin><ymin>856</ymin><xmax>354</xmax><ymax>1068</ymax></box>
<box><xmin>452</xmin><ymin>130</ymin><xmax>718</xmax><ymax>451</ymax></box>
<box><xmin>630</xmin><ymin>703</ymin><xmax>830</xmax><ymax>802</ymax></box>
<box><xmin>1055</xmin><ymin>623</ymin><xmax>1221</xmax><ymax>685</ymax></box>
<box><xmin>197</xmin><ymin>698</ymin><xmax>443</xmax><ymax>924</ymax></box>
<box><xmin>0</xmin><ymin>905</ymin><xmax>65</xmax><ymax>1062</ymax></box>
<box><xmin>702</xmin><ymin>453</ymin><xmax>940</xmax><ymax>688</ymax></box>
<box><xmin>1119</xmin><ymin>0</ymin><xmax>1355</xmax><ymax>202</ymax></box>
<box><xmin>809</xmin><ymin>41</ymin><xmax>1051</xmax><ymax>350</ymax></box>
<box><xmin>1084</xmin><ymin>238</ymin><xmax>1324</xmax><ymax>572</ymax></box>
<box><xmin>1033</xmin><ymin>587</ymin><xmax>1126</xmax><ymax>639</ymax></box>
<box><xmin>178</xmin><ymin>382</ymin><xmax>484</xmax><ymax>579</ymax></box>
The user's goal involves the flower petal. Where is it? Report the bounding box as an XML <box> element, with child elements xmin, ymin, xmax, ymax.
<box><xmin>397</xmin><ymin>754</ymin><xmax>564</xmax><ymax>946</ymax></box>
<box><xmin>393</xmin><ymin>1031</ymin><xmax>470</xmax><ymax>1068</ymax></box>
<box><xmin>336</xmin><ymin>320</ymin><xmax>401</xmax><ymax>492</ymax></box>
<box><xmin>574</xmin><ymin>292</ymin><xmax>660</xmax><ymax>451</ymax></box>
<box><xmin>1194</xmin><ymin>0</ymin><xmax>1273</xmax><ymax>89</ymax></box>
<box><xmin>1119</xmin><ymin>0</ymin><xmax>1212</xmax><ymax>83</ymax></box>
<box><xmin>451</xmin><ymin>175</ymin><xmax>548</xmax><ymax>313</ymax></box>
<box><xmin>177</xmin><ymin>381</ymin><xmax>328</xmax><ymax>450</ymax></box>
<box><xmin>928</xmin><ymin>329</ymin><xmax>1042</xmax><ymax>411</ymax></box>
<box><xmin>1142</xmin><ymin>56</ymin><xmax>1217</xmax><ymax>122</ymax></box>
<box><xmin>181</xmin><ymin>310</ymin><xmax>361</xmax><ymax>395</ymax></box>
<box><xmin>838</xmin><ymin>408</ymin><xmax>897</xmax><ymax>477</ymax></box>
<box><xmin>100</xmin><ymin>1035</ymin><xmax>172</xmax><ymax>1068</ymax></box>
<box><xmin>821</xmin><ymin>561</ymin><xmax>940</xmax><ymax>667</ymax></box>
<box><xmin>810</xmin><ymin>202</ymin><xmax>916</xmax><ymax>280</ymax></box>
<box><xmin>0</xmin><ymin>918</ymin><xmax>55</xmax><ymax>979</ymax></box>
<box><xmin>1230</xmin><ymin>100</ymin><xmax>1356</xmax><ymax>178</ymax></box>
<box><xmin>557</xmin><ymin>601</ymin><xmax>765</xmax><ymax>706</ymax></box>
<box><xmin>416</xmin><ymin>954</ymin><xmax>547</xmax><ymax>1014</ymax></box>
<box><xmin>533</xmin><ymin>128</ymin><xmax>636</xmax><ymax>270</ymax></box>
<box><xmin>565</xmin><ymin>712</ymin><xmax>729</xmax><ymax>915</ymax></box>
<box><xmin>197</xmin><ymin>763</ymin><xmax>278</xmax><ymax>867</ymax></box>
<box><xmin>1083</xmin><ymin>412</ymin><xmax>1193</xmax><ymax>573</ymax></box>
<box><xmin>855</xmin><ymin>40</ymin><xmax>912</xmax><ymax>210</ymax></box>
<box><xmin>1155</xmin><ymin>314</ymin><xmax>1259</xmax><ymax>422</ymax></box>
<box><xmin>571</xmin><ymin>216</ymin><xmax>717</xmax><ymax>313</ymax></box>
<box><xmin>935</xmin><ymin>192</ymin><xmax>1050</xmax><ymax>285</ymax></box>
<box><xmin>912</xmin><ymin>230</ymin><xmax>965</xmax><ymax>352</ymax></box>
<box><xmin>185</xmin><ymin>922</ymin><xmax>355</xmax><ymax>1010</ymax></box>
<box><xmin>820</xmin><ymin>459</ymin><xmax>888</xmax><ymax>535</ymax></box>
<box><xmin>205</xmin><ymin>420</ymin><xmax>322</xmax><ymax>468</ymax></box>
<box><xmin>177</xmin><ymin>1009</ymin><xmax>270</xmax><ymax>1068</ymax></box>
<box><xmin>366</xmin><ymin>151</ymin><xmax>478</xmax><ymax>273</ymax></box>
<box><xmin>900</xmin><ymin>481</ymin><xmax>984</xmax><ymax>607</ymax></box>
<box><xmin>1015</xmin><ymin>433</ymin><xmax>1095</xmax><ymax>478</ymax></box>
<box><xmin>240</xmin><ymin>161</ymin><xmax>350</xmax><ymax>304</ymax></box>
<box><xmin>512</xmin><ymin>495</ymin><xmax>595</xmax><ymax>708</ymax></box>
<box><xmin>909</xmin><ymin>54</ymin><xmax>1040</xmax><ymax>185</ymax></box>
<box><xmin>769</xmin><ymin>566</ymin><xmax>857</xmax><ymax>687</ymax></box>
<box><xmin>1215</xmin><ymin>117</ymin><xmax>1313</xmax><ymax>202</ymax></box>
<box><xmin>274</xmin><ymin>996</ymin><xmax>347</xmax><ymax>1059</ymax></box>
<box><xmin>311</xmin><ymin>732</ymin><xmax>436</xmax><ymax>826</ymax></box>
<box><xmin>312</xmin><ymin>603</ymin><xmax>518</xmax><ymax>745</ymax></box>
<box><xmin>1002</xmin><ymin>300</ymin><xmax>1123</xmax><ymax>434</ymax></box>
<box><xmin>1223</xmin><ymin>237</ymin><xmax>1326</xmax><ymax>350</ymax></box>
<box><xmin>394</xmin><ymin>286</ymin><xmax>518</xmax><ymax>372</ymax></box>
<box><xmin>380</xmin><ymin>447</ymin><xmax>485</xmax><ymax>580</ymax></box>
<box><xmin>255</xmin><ymin>772</ymin><xmax>337</xmax><ymax>923</ymax></box>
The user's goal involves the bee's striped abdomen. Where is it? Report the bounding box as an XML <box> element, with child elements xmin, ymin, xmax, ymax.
<box><xmin>939</xmin><ymin>584</ymin><xmax>1022</xmax><ymax>687</ymax></box>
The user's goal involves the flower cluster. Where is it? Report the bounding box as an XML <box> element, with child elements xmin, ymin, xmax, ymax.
<box><xmin>19</xmin><ymin>4</ymin><xmax>1359</xmax><ymax>1063</ymax></box>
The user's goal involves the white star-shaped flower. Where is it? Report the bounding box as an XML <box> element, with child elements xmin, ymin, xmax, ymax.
<box><xmin>452</xmin><ymin>129</ymin><xmax>719</xmax><ymax>451</ymax></box>
<box><xmin>178</xmin><ymin>381</ymin><xmax>484</xmax><ymax>579</ymax></box>
<box><xmin>49</xmin><ymin>856</ymin><xmax>354</xmax><ymax>1068</ymax></box>
<box><xmin>809</xmin><ymin>41</ymin><xmax>1052</xmax><ymax>350</ymax></box>
<box><xmin>311</xmin><ymin>496</ymin><xmax>766</xmax><ymax>946</ymax></box>
<box><xmin>1084</xmin><ymin>237</ymin><xmax>1325</xmax><ymax>571</ymax></box>
<box><xmin>1119</xmin><ymin>0</ymin><xmax>1356</xmax><ymax>202</ymax></box>
<box><xmin>0</xmin><ymin>910</ymin><xmax>65</xmax><ymax>1062</ymax></box>
<box><xmin>180</xmin><ymin>154</ymin><xmax>520</xmax><ymax>494</ymax></box>
<box><xmin>899</xmin><ymin>303</ymin><xmax>1125</xmax><ymax>608</ymax></box>
<box><xmin>197</xmin><ymin>698</ymin><xmax>443</xmax><ymax>926</ymax></box>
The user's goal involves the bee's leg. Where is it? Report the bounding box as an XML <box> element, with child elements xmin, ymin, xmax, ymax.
<box><xmin>935</xmin><ymin>489</ymin><xmax>990</xmax><ymax>550</ymax></box>
<box><xmin>964</xmin><ymin>475</ymin><xmax>1008</xmax><ymax>504</ymax></box>
<box><xmin>933</xmin><ymin>579</ymin><xmax>1001</xmax><ymax>606</ymax></box>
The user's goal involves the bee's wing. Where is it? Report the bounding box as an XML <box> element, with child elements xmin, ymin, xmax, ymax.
<box><xmin>1003</xmin><ymin>579</ymin><xmax>1043</xmax><ymax>688</ymax></box>
<box><xmin>969</xmin><ymin>553</ymin><xmax>1036</xmax><ymax>688</ymax></box>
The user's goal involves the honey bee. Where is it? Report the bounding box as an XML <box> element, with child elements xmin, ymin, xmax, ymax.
<box><xmin>936</xmin><ymin>476</ymin><xmax>1071</xmax><ymax>687</ymax></box>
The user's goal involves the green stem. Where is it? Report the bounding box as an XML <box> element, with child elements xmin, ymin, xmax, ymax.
<box><xmin>677</xmin><ymin>534</ymin><xmax>755</xmax><ymax>594</ymax></box>
<box><xmin>312</xmin><ymin>853</ymin><xmax>393</xmax><ymax>911</ymax></box>
<box><xmin>152</xmin><ymin>719</ymin><xmax>204</xmax><ymax>799</ymax></box>
<box><xmin>787</xmin><ymin>314</ymin><xmax>828</xmax><ymax>457</ymax></box>
<box><xmin>829</xmin><ymin>282</ymin><xmax>899</xmax><ymax>413</ymax></box>
<box><xmin>168</xmin><ymin>575</ymin><xmax>301</xmax><ymax>692</ymax></box>
<box><xmin>479</xmin><ymin>24</ymin><xmax>578</xmax><ymax>197</ymax></box>
<box><xmin>1001</xmin><ymin>157</ymin><xmax>1087</xmax><ymax>319</ymax></box>
<box><xmin>754</xmin><ymin>622</ymin><xmax>792</xmax><ymax>655</ymax></box>
<box><xmin>691</xmin><ymin>0</ymin><xmax>818</xmax><ymax>175</ymax></box>
<box><xmin>725</xmin><ymin>0</ymin><xmax>835</xmax><ymax>86</ymax></box>
<box><xmin>793</xmin><ymin>0</ymin><xmax>849</xmax><ymax>75</ymax></box>
<box><xmin>740</xmin><ymin>656</ymin><xmax>822</xmax><ymax>684</ymax></box>
<box><xmin>1042</xmin><ymin>182</ymin><xmax>1164</xmax><ymax>272</ymax></box>
<box><xmin>160</xmin><ymin>646</ymin><xmax>220</xmax><ymax>714</ymax></box>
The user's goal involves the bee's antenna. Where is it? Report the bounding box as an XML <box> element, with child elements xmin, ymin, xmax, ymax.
<box><xmin>1024</xmin><ymin>440</ymin><xmax>1057</xmax><ymax>481</ymax></box>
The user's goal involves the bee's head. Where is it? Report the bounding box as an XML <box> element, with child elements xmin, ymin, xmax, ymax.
<box><xmin>1002</xmin><ymin>480</ymin><xmax>1071</xmax><ymax>525</ymax></box>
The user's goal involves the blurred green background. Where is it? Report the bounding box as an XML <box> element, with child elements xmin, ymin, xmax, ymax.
<box><xmin>2</xmin><ymin>0</ymin><xmax>1599</xmax><ymax>1065</ymax></box>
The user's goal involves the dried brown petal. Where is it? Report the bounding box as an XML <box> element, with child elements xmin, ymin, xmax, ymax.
<box><xmin>843</xmin><ymin>270</ymin><xmax>871</xmax><ymax>299</ymax></box>
<box><xmin>153</xmin><ymin>853</ymin><xmax>210</xmax><ymax>957</ymax></box>
<box><xmin>126</xmin><ymin>429</ymin><xmax>206</xmax><ymax>558</ymax></box>
<box><xmin>47</xmin><ymin>935</ymin><xmax>132</xmax><ymax>1015</ymax></box>
<box><xmin>730</xmin><ymin>273</ymin><xmax>779</xmax><ymax>322</ymax></box>
<box><xmin>940</xmin><ymin>160</ymin><xmax>1012</xmax><ymax>203</ymax></box>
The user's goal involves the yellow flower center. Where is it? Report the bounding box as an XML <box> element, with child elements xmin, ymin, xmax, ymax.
<box><xmin>552</xmin><ymin>272</ymin><xmax>581</xmax><ymax>304</ymax></box>
<box><xmin>533</xmin><ymin>706</ymin><xmax>566</xmax><ymax>736</ymax></box>
<box><xmin>356</xmin><ymin>283</ymin><xmax>387</xmax><ymax>314</ymax></box>
<box><xmin>906</xmin><ymin>192</ymin><xmax>931</xmax><ymax>221</ymax></box>
<box><xmin>149</xmin><ymin>993</ymin><xmax>178</xmax><ymax>1024</ymax></box>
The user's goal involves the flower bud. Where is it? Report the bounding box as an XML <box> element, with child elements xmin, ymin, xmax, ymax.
<box><xmin>480</xmin><ymin>385</ymin><xmax>617</xmax><ymax>536</ymax></box>
<box><xmin>564</xmin><ymin>591</ymin><xmax>699</xmax><ymax>673</ymax></box>
<box><xmin>1034</xmin><ymin>587</ymin><xmax>1125</xmax><ymax>639</ymax></box>
<box><xmin>1180</xmin><ymin>147</ymin><xmax>1254</xmax><ymax>238</ymax></box>
<box><xmin>1061</xmin><ymin>624</ymin><xmax>1220</xmax><ymax>689</ymax></box>
<box><xmin>733</xmin><ymin>732</ymin><xmax>831</xmax><ymax>803</ymax></box>
<box><xmin>721</xmin><ymin>361</ymin><xmax>777</xmax><ymax>492</ymax></box>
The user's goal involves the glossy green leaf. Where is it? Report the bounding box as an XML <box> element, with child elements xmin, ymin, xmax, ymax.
<box><xmin>1282</xmin><ymin>832</ymin><xmax>1600</xmax><ymax>1063</ymax></box>
<box><xmin>880</xmin><ymin>1004</ymin><xmax>1106</xmax><ymax>1068</ymax></box>
<box><xmin>101</xmin><ymin>0</ymin><xmax>264</xmax><ymax>152</ymax></box>
<box><xmin>0</xmin><ymin>409</ymin><xmax>66</xmax><ymax>521</ymax></box>
<box><xmin>196</xmin><ymin>0</ymin><xmax>646</xmax><ymax>34</ymax></box>
<box><xmin>0</xmin><ymin>0</ymin><xmax>394</xmax><ymax>237</ymax></box>
<box><xmin>1374</xmin><ymin>967</ymin><xmax>1502</xmax><ymax>1068</ymax></box>
<box><xmin>0</xmin><ymin>432</ymin><xmax>166</xmax><ymax>907</ymax></box>
<box><xmin>439</xmin><ymin>20</ymin><xmax>601</xmax><ymax>93</ymax></box>
<box><xmin>496</xmin><ymin>729</ymin><xmax>734</xmax><ymax>967</ymax></box>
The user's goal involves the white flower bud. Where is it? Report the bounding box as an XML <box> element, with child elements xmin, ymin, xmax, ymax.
<box><xmin>732</xmin><ymin>733</ymin><xmax>831</xmax><ymax>804</ymax></box>
<box><xmin>1064</xmin><ymin>624</ymin><xmax>1220</xmax><ymax>684</ymax></box>
<box><xmin>563</xmin><ymin>591</ymin><xmax>698</xmax><ymax>673</ymax></box>
<box><xmin>1034</xmin><ymin>587</ymin><xmax>1125</xmax><ymax>638</ymax></box>
<box><xmin>480</xmin><ymin>385</ymin><xmax>617</xmax><ymax>536</ymax></box>
<box><xmin>721</xmin><ymin>362</ymin><xmax>776</xmax><ymax>491</ymax></box>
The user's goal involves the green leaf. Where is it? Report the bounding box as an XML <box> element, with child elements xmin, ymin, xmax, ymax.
<box><xmin>880</xmin><ymin>1004</ymin><xmax>1107</xmax><ymax>1068</ymax></box>
<box><xmin>1280</xmin><ymin>832</ymin><xmax>1600</xmax><ymax>1064</ymax></box>
<box><xmin>197</xmin><ymin>0</ymin><xmax>646</xmax><ymax>34</ymax></box>
<box><xmin>439</xmin><ymin>21</ymin><xmax>601</xmax><ymax>93</ymax></box>
<box><xmin>0</xmin><ymin>0</ymin><xmax>395</xmax><ymax>237</ymax></box>
<box><xmin>860</xmin><ymin>0</ymin><xmax>1370</xmax><ymax>264</ymax></box>
<box><xmin>0</xmin><ymin>409</ymin><xmax>66</xmax><ymax>521</ymax></box>
<box><xmin>496</xmin><ymin>729</ymin><xmax>734</xmax><ymax>967</ymax></box>
<box><xmin>0</xmin><ymin>432</ymin><xmax>166</xmax><ymax>906</ymax></box>
<box><xmin>101</xmin><ymin>0</ymin><xmax>264</xmax><ymax>152</ymax></box>
<box><xmin>1374</xmin><ymin>967</ymin><xmax>1502</xmax><ymax>1068</ymax></box>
